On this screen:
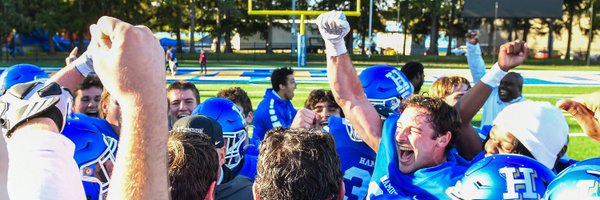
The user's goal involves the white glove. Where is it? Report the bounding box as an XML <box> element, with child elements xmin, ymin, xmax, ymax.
<box><xmin>0</xmin><ymin>82</ymin><xmax>73</xmax><ymax>137</ymax></box>
<box><xmin>480</xmin><ymin>63</ymin><xmax>508</xmax><ymax>88</ymax></box>
<box><xmin>316</xmin><ymin>11</ymin><xmax>351</xmax><ymax>56</ymax></box>
<box><xmin>71</xmin><ymin>51</ymin><xmax>94</xmax><ymax>77</ymax></box>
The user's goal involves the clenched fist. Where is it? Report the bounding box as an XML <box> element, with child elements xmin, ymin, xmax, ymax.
<box><xmin>498</xmin><ymin>40</ymin><xmax>528</xmax><ymax>71</ymax></box>
<box><xmin>316</xmin><ymin>11</ymin><xmax>351</xmax><ymax>56</ymax></box>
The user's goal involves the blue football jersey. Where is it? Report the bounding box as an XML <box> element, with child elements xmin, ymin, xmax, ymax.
<box><xmin>244</xmin><ymin>137</ymin><xmax>260</xmax><ymax>157</ymax></box>
<box><xmin>235</xmin><ymin>154</ymin><xmax>258</xmax><ymax>182</ymax></box>
<box><xmin>367</xmin><ymin>114</ymin><xmax>468</xmax><ymax>200</ymax></box>
<box><xmin>252</xmin><ymin>89</ymin><xmax>297</xmax><ymax>141</ymax></box>
<box><xmin>326</xmin><ymin>116</ymin><xmax>376</xmax><ymax>200</ymax></box>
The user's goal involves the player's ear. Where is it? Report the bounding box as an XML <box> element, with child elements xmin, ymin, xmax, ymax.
<box><xmin>245</xmin><ymin>111</ymin><xmax>254</xmax><ymax>125</ymax></box>
<box><xmin>204</xmin><ymin>181</ymin><xmax>216</xmax><ymax>200</ymax></box>
<box><xmin>278</xmin><ymin>83</ymin><xmax>286</xmax><ymax>91</ymax></box>
<box><xmin>437</xmin><ymin>131</ymin><xmax>451</xmax><ymax>147</ymax></box>
<box><xmin>337</xmin><ymin>180</ymin><xmax>345</xmax><ymax>200</ymax></box>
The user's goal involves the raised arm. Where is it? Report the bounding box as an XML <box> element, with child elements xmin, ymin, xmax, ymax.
<box><xmin>317</xmin><ymin>11</ymin><xmax>383</xmax><ymax>151</ymax></box>
<box><xmin>456</xmin><ymin>40</ymin><xmax>529</xmax><ymax>159</ymax></box>
<box><xmin>465</xmin><ymin>31</ymin><xmax>486</xmax><ymax>83</ymax></box>
<box><xmin>88</xmin><ymin>16</ymin><xmax>169</xmax><ymax>200</ymax></box>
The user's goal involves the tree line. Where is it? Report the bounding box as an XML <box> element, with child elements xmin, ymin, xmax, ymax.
<box><xmin>1</xmin><ymin>0</ymin><xmax>597</xmax><ymax>59</ymax></box>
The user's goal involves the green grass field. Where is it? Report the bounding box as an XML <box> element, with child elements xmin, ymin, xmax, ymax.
<box><xmin>196</xmin><ymin>82</ymin><xmax>600</xmax><ymax>161</ymax></box>
<box><xmin>5</xmin><ymin>51</ymin><xmax>600</xmax><ymax>71</ymax></box>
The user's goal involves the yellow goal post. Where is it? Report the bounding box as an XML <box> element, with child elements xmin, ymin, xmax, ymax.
<box><xmin>247</xmin><ymin>0</ymin><xmax>361</xmax><ymax>66</ymax></box>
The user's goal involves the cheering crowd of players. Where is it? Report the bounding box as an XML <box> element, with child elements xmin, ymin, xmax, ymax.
<box><xmin>0</xmin><ymin>11</ymin><xmax>599</xmax><ymax>200</ymax></box>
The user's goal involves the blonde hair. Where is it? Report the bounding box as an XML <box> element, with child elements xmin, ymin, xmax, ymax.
<box><xmin>429</xmin><ymin>76</ymin><xmax>471</xmax><ymax>99</ymax></box>
<box><xmin>98</xmin><ymin>89</ymin><xmax>111</xmax><ymax>119</ymax></box>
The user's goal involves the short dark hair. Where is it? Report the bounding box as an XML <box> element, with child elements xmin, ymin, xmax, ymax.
<box><xmin>255</xmin><ymin>127</ymin><xmax>342</xmax><ymax>200</ymax></box>
<box><xmin>270</xmin><ymin>67</ymin><xmax>294</xmax><ymax>92</ymax></box>
<box><xmin>403</xmin><ymin>95</ymin><xmax>461</xmax><ymax>153</ymax></box>
<box><xmin>401</xmin><ymin>61</ymin><xmax>424</xmax><ymax>80</ymax></box>
<box><xmin>304</xmin><ymin>89</ymin><xmax>344</xmax><ymax>117</ymax></box>
<box><xmin>167</xmin><ymin>80</ymin><xmax>201</xmax><ymax>104</ymax></box>
<box><xmin>168</xmin><ymin>130</ymin><xmax>219</xmax><ymax>200</ymax></box>
<box><xmin>216</xmin><ymin>87</ymin><xmax>253</xmax><ymax>117</ymax></box>
<box><xmin>79</xmin><ymin>75</ymin><xmax>103</xmax><ymax>91</ymax></box>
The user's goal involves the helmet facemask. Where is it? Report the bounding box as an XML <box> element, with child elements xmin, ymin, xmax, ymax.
<box><xmin>369</xmin><ymin>96</ymin><xmax>403</xmax><ymax>112</ymax></box>
<box><xmin>223</xmin><ymin>128</ymin><xmax>247</xmax><ymax>169</ymax></box>
<box><xmin>80</xmin><ymin>134</ymin><xmax>118</xmax><ymax>200</ymax></box>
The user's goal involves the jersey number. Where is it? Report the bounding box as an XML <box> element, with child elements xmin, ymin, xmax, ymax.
<box><xmin>343</xmin><ymin>167</ymin><xmax>371</xmax><ymax>200</ymax></box>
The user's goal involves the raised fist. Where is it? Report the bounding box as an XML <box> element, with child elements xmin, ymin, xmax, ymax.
<box><xmin>291</xmin><ymin>108</ymin><xmax>318</xmax><ymax>129</ymax></box>
<box><xmin>498</xmin><ymin>40</ymin><xmax>528</xmax><ymax>71</ymax></box>
<box><xmin>316</xmin><ymin>11</ymin><xmax>351</xmax><ymax>56</ymax></box>
<box><xmin>0</xmin><ymin>82</ymin><xmax>72</xmax><ymax>137</ymax></box>
<box><xmin>465</xmin><ymin>31</ymin><xmax>478</xmax><ymax>45</ymax></box>
<box><xmin>87</xmin><ymin>16</ymin><xmax>165</xmax><ymax>101</ymax></box>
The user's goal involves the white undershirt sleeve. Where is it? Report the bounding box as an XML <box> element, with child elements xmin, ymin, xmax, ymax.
<box><xmin>7</xmin><ymin>130</ymin><xmax>85</xmax><ymax>200</ymax></box>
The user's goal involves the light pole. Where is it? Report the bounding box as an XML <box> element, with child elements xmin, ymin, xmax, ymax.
<box><xmin>402</xmin><ymin>1</ymin><xmax>409</xmax><ymax>56</ymax></box>
<box><xmin>492</xmin><ymin>1</ymin><xmax>498</xmax><ymax>63</ymax></box>
<box><xmin>368</xmin><ymin>0</ymin><xmax>373</xmax><ymax>58</ymax></box>
<box><xmin>190</xmin><ymin>0</ymin><xmax>196</xmax><ymax>54</ymax></box>
<box><xmin>291</xmin><ymin>0</ymin><xmax>296</xmax><ymax>57</ymax></box>
<box><xmin>396</xmin><ymin>0</ymin><xmax>401</xmax><ymax>64</ymax></box>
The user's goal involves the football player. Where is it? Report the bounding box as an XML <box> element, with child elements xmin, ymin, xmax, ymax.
<box><xmin>317</xmin><ymin>10</ymin><xmax>528</xmax><ymax>199</ymax></box>
<box><xmin>192</xmin><ymin>98</ymin><xmax>256</xmax><ymax>199</ymax></box>
<box><xmin>293</xmin><ymin>65</ymin><xmax>413</xmax><ymax>200</ymax></box>
<box><xmin>252</xmin><ymin>67</ymin><xmax>297</xmax><ymax>141</ymax></box>
<box><xmin>253</xmin><ymin>127</ymin><xmax>343</xmax><ymax>200</ymax></box>
<box><xmin>62</xmin><ymin>117</ymin><xmax>118</xmax><ymax>200</ymax></box>
<box><xmin>167</xmin><ymin>80</ymin><xmax>201</xmax><ymax>127</ymax></box>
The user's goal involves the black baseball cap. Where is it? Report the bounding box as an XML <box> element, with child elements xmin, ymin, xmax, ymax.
<box><xmin>172</xmin><ymin>115</ymin><xmax>224</xmax><ymax>148</ymax></box>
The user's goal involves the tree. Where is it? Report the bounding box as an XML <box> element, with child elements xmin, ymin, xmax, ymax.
<box><xmin>31</xmin><ymin>0</ymin><xmax>68</xmax><ymax>53</ymax></box>
<box><xmin>563</xmin><ymin>0</ymin><xmax>585</xmax><ymax>60</ymax></box>
<box><xmin>405</xmin><ymin>0</ymin><xmax>445</xmax><ymax>56</ymax></box>
<box><xmin>242</xmin><ymin>0</ymin><xmax>296</xmax><ymax>53</ymax></box>
<box><xmin>580</xmin><ymin>0</ymin><xmax>600</xmax><ymax>61</ymax></box>
<box><xmin>0</xmin><ymin>0</ymin><xmax>30</xmax><ymax>60</ymax></box>
<box><xmin>218</xmin><ymin>0</ymin><xmax>241</xmax><ymax>53</ymax></box>
<box><xmin>149</xmin><ymin>0</ymin><xmax>187</xmax><ymax>53</ymax></box>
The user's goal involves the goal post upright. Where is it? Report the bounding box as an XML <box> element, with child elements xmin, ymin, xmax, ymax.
<box><xmin>248</xmin><ymin>0</ymin><xmax>361</xmax><ymax>67</ymax></box>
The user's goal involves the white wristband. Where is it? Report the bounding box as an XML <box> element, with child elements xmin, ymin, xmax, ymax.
<box><xmin>72</xmin><ymin>52</ymin><xmax>94</xmax><ymax>77</ymax></box>
<box><xmin>325</xmin><ymin>41</ymin><xmax>347</xmax><ymax>57</ymax></box>
<box><xmin>480</xmin><ymin>63</ymin><xmax>508</xmax><ymax>88</ymax></box>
